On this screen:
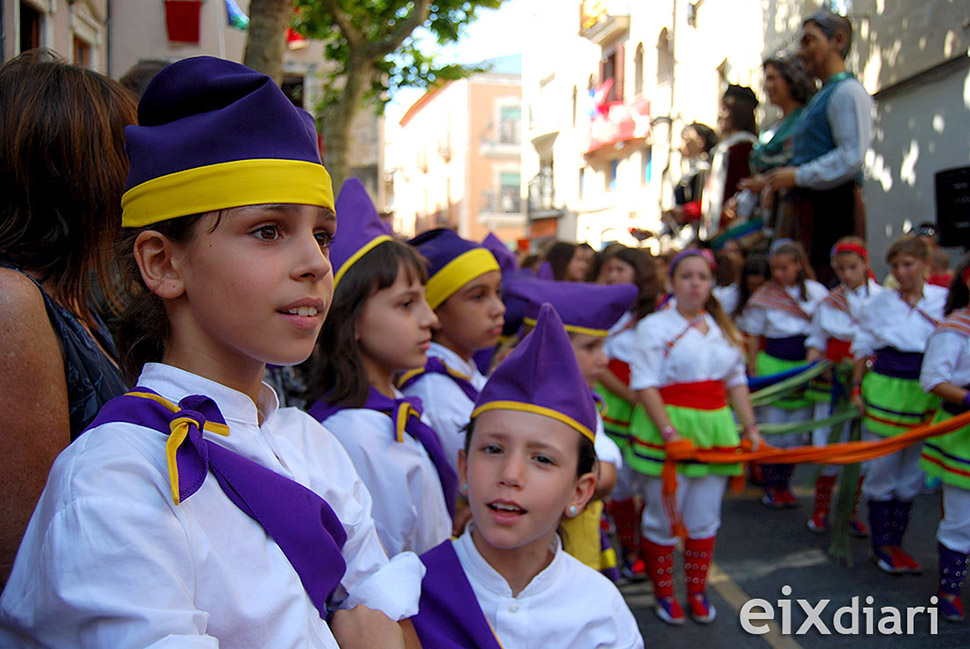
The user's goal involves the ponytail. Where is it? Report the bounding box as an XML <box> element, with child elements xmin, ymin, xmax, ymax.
<box><xmin>707</xmin><ymin>293</ymin><xmax>742</xmax><ymax>350</ymax></box>
<box><xmin>944</xmin><ymin>251</ymin><xmax>970</xmax><ymax>316</ymax></box>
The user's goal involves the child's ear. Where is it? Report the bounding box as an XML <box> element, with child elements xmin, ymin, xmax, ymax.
<box><xmin>565</xmin><ymin>470</ymin><xmax>597</xmax><ymax>518</ymax></box>
<box><xmin>457</xmin><ymin>449</ymin><xmax>468</xmax><ymax>490</ymax></box>
<box><xmin>133</xmin><ymin>230</ymin><xmax>186</xmax><ymax>300</ymax></box>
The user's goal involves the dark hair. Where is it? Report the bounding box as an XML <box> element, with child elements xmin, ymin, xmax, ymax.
<box><xmin>714</xmin><ymin>251</ymin><xmax>741</xmax><ymax>287</ymax></box>
<box><xmin>612</xmin><ymin>246</ymin><xmax>661</xmax><ymax>321</ymax></box>
<box><xmin>735</xmin><ymin>254</ymin><xmax>771</xmax><ymax>317</ymax></box>
<box><xmin>116</xmin><ymin>214</ymin><xmax>211</xmax><ymax>383</ymax></box>
<box><xmin>769</xmin><ymin>239</ymin><xmax>812</xmax><ymax>301</ymax></box>
<box><xmin>312</xmin><ymin>240</ymin><xmax>427</xmax><ymax>407</ymax></box>
<box><xmin>0</xmin><ymin>49</ymin><xmax>138</xmax><ymax>326</ymax></box>
<box><xmin>119</xmin><ymin>59</ymin><xmax>169</xmax><ymax>99</ymax></box>
<box><xmin>944</xmin><ymin>252</ymin><xmax>970</xmax><ymax>316</ymax></box>
<box><xmin>683</xmin><ymin>122</ymin><xmax>718</xmax><ymax>155</ymax></box>
<box><xmin>885</xmin><ymin>234</ymin><xmax>929</xmax><ymax>263</ymax></box>
<box><xmin>763</xmin><ymin>52</ymin><xmax>816</xmax><ymax>105</ymax></box>
<box><xmin>721</xmin><ymin>84</ymin><xmax>758</xmax><ymax>135</ymax></box>
<box><xmin>463</xmin><ymin>418</ymin><xmax>596</xmax><ymax>478</ymax></box>
<box><xmin>545</xmin><ymin>241</ymin><xmax>578</xmax><ymax>281</ymax></box>
<box><xmin>804</xmin><ymin>10</ymin><xmax>853</xmax><ymax>59</ymax></box>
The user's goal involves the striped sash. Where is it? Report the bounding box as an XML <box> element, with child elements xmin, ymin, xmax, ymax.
<box><xmin>747</xmin><ymin>284</ymin><xmax>810</xmax><ymax>321</ymax></box>
<box><xmin>938</xmin><ymin>308</ymin><xmax>970</xmax><ymax>338</ymax></box>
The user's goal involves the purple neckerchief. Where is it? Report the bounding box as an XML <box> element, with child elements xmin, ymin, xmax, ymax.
<box><xmin>309</xmin><ymin>388</ymin><xmax>458</xmax><ymax>517</ymax></box>
<box><xmin>398</xmin><ymin>357</ymin><xmax>481</xmax><ymax>403</ymax></box>
<box><xmin>413</xmin><ymin>540</ymin><xmax>504</xmax><ymax>649</ymax></box>
<box><xmin>88</xmin><ymin>388</ymin><xmax>348</xmax><ymax>619</ymax></box>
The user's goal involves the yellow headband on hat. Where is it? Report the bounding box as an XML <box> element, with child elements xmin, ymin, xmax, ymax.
<box><xmin>425</xmin><ymin>248</ymin><xmax>500</xmax><ymax>309</ymax></box>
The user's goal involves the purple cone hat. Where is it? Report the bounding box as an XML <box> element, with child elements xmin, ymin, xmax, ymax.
<box><xmin>329</xmin><ymin>178</ymin><xmax>393</xmax><ymax>286</ymax></box>
<box><xmin>482</xmin><ymin>232</ymin><xmax>519</xmax><ymax>274</ymax></box>
<box><xmin>472</xmin><ymin>303</ymin><xmax>597</xmax><ymax>442</ymax></box>
<box><xmin>122</xmin><ymin>56</ymin><xmax>333</xmax><ymax>228</ymax></box>
<box><xmin>505</xmin><ymin>280</ymin><xmax>637</xmax><ymax>336</ymax></box>
<box><xmin>408</xmin><ymin>228</ymin><xmax>499</xmax><ymax>309</ymax></box>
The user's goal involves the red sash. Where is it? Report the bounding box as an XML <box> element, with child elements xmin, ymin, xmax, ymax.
<box><xmin>608</xmin><ymin>358</ymin><xmax>631</xmax><ymax>385</ymax></box>
<box><xmin>825</xmin><ymin>338</ymin><xmax>852</xmax><ymax>362</ymax></box>
<box><xmin>659</xmin><ymin>380</ymin><xmax>727</xmax><ymax>410</ymax></box>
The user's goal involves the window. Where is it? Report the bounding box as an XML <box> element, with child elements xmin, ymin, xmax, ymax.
<box><xmin>657</xmin><ymin>29</ymin><xmax>673</xmax><ymax>86</ymax></box>
<box><xmin>20</xmin><ymin>2</ymin><xmax>42</xmax><ymax>53</ymax></box>
<box><xmin>634</xmin><ymin>44</ymin><xmax>644</xmax><ymax>98</ymax></box>
<box><xmin>642</xmin><ymin>146</ymin><xmax>652</xmax><ymax>185</ymax></box>
<box><xmin>498</xmin><ymin>105</ymin><xmax>521</xmax><ymax>144</ymax></box>
<box><xmin>73</xmin><ymin>36</ymin><xmax>91</xmax><ymax>68</ymax></box>
<box><xmin>607</xmin><ymin>159</ymin><xmax>619</xmax><ymax>192</ymax></box>
<box><xmin>499</xmin><ymin>171</ymin><xmax>521</xmax><ymax>213</ymax></box>
<box><xmin>599</xmin><ymin>45</ymin><xmax>624</xmax><ymax>102</ymax></box>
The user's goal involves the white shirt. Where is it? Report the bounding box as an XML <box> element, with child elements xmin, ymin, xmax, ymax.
<box><xmin>400</xmin><ymin>342</ymin><xmax>487</xmax><ymax>471</ymax></box>
<box><xmin>713</xmin><ymin>283</ymin><xmax>740</xmax><ymax>317</ymax></box>
<box><xmin>851</xmin><ymin>285</ymin><xmax>948</xmax><ymax>359</ymax></box>
<box><xmin>453</xmin><ymin>528</ymin><xmax>643</xmax><ymax>649</ymax></box>
<box><xmin>737</xmin><ymin>280</ymin><xmax>829</xmax><ymax>339</ymax></box>
<box><xmin>921</xmin><ymin>329</ymin><xmax>970</xmax><ymax>394</ymax></box>
<box><xmin>629</xmin><ymin>308</ymin><xmax>747</xmax><ymax>391</ymax></box>
<box><xmin>805</xmin><ymin>279</ymin><xmax>883</xmax><ymax>350</ymax></box>
<box><xmin>603</xmin><ymin>311</ymin><xmax>638</xmax><ymax>365</ymax></box>
<box><xmin>325</xmin><ymin>402</ymin><xmax>452</xmax><ymax>557</ymax></box>
<box><xmin>0</xmin><ymin>363</ymin><xmax>423</xmax><ymax>649</ymax></box>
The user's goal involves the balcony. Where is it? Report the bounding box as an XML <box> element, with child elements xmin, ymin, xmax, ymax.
<box><xmin>527</xmin><ymin>170</ymin><xmax>561</xmax><ymax>218</ymax></box>
<box><xmin>481</xmin><ymin>189</ymin><xmax>522</xmax><ymax>216</ymax></box>
<box><xmin>579</xmin><ymin>0</ymin><xmax>630</xmax><ymax>46</ymax></box>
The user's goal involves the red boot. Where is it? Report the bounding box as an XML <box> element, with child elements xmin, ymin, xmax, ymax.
<box><xmin>685</xmin><ymin>536</ymin><xmax>717</xmax><ymax>623</ymax></box>
<box><xmin>808</xmin><ymin>474</ymin><xmax>836</xmax><ymax>533</ymax></box>
<box><xmin>642</xmin><ymin>538</ymin><xmax>685</xmax><ymax>625</ymax></box>
<box><xmin>606</xmin><ymin>498</ymin><xmax>644</xmax><ymax>578</ymax></box>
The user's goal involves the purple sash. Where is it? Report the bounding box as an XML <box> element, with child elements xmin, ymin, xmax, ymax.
<box><xmin>398</xmin><ymin>357</ymin><xmax>481</xmax><ymax>403</ymax></box>
<box><xmin>413</xmin><ymin>541</ymin><xmax>504</xmax><ymax>649</ymax></box>
<box><xmin>88</xmin><ymin>389</ymin><xmax>348</xmax><ymax>619</ymax></box>
<box><xmin>872</xmin><ymin>347</ymin><xmax>924</xmax><ymax>380</ymax></box>
<box><xmin>765</xmin><ymin>335</ymin><xmax>808</xmax><ymax>361</ymax></box>
<box><xmin>309</xmin><ymin>388</ymin><xmax>458</xmax><ymax>517</ymax></box>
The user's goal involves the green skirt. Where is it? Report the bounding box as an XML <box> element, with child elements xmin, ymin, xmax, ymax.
<box><xmin>626</xmin><ymin>403</ymin><xmax>742</xmax><ymax>478</ymax></box>
<box><xmin>862</xmin><ymin>371</ymin><xmax>939</xmax><ymax>437</ymax></box>
<box><xmin>756</xmin><ymin>351</ymin><xmax>810</xmax><ymax>410</ymax></box>
<box><xmin>920</xmin><ymin>409</ymin><xmax>970</xmax><ymax>490</ymax></box>
<box><xmin>595</xmin><ymin>383</ymin><xmax>634</xmax><ymax>449</ymax></box>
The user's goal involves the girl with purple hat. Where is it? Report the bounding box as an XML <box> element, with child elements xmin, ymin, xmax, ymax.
<box><xmin>0</xmin><ymin>57</ymin><xmax>420</xmax><ymax>649</ymax></box>
<box><xmin>628</xmin><ymin>248</ymin><xmax>762</xmax><ymax>626</ymax></box>
<box><xmin>398</xmin><ymin>229</ymin><xmax>505</xmax><ymax>477</ymax></box>
<box><xmin>308</xmin><ymin>179</ymin><xmax>454</xmax><ymax>558</ymax></box>
<box><xmin>412</xmin><ymin>304</ymin><xmax>643</xmax><ymax>648</ymax></box>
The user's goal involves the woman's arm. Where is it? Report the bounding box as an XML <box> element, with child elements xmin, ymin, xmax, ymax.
<box><xmin>930</xmin><ymin>382</ymin><xmax>970</xmax><ymax>407</ymax></box>
<box><xmin>0</xmin><ymin>271</ymin><xmax>71</xmax><ymax>585</ymax></box>
<box><xmin>850</xmin><ymin>357</ymin><xmax>869</xmax><ymax>410</ymax></box>
<box><xmin>635</xmin><ymin>387</ymin><xmax>679</xmax><ymax>442</ymax></box>
<box><xmin>745</xmin><ymin>335</ymin><xmax>762</xmax><ymax>376</ymax></box>
<box><xmin>727</xmin><ymin>384</ymin><xmax>763</xmax><ymax>450</ymax></box>
<box><xmin>598</xmin><ymin>369</ymin><xmax>637</xmax><ymax>404</ymax></box>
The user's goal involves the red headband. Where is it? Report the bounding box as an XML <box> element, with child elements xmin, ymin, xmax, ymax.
<box><xmin>832</xmin><ymin>242</ymin><xmax>868</xmax><ymax>261</ymax></box>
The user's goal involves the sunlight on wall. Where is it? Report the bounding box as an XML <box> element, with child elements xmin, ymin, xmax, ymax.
<box><xmin>900</xmin><ymin>140</ymin><xmax>919</xmax><ymax>186</ymax></box>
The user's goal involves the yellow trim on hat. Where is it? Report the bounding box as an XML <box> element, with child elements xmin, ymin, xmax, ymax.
<box><xmin>425</xmin><ymin>248</ymin><xmax>500</xmax><ymax>310</ymax></box>
<box><xmin>122</xmin><ymin>158</ymin><xmax>334</xmax><ymax>228</ymax></box>
<box><xmin>521</xmin><ymin>316</ymin><xmax>609</xmax><ymax>338</ymax></box>
<box><xmin>471</xmin><ymin>400</ymin><xmax>595</xmax><ymax>443</ymax></box>
<box><xmin>334</xmin><ymin>234</ymin><xmax>392</xmax><ymax>287</ymax></box>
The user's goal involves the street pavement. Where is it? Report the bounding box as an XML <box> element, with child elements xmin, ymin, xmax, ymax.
<box><xmin>620</xmin><ymin>465</ymin><xmax>968</xmax><ymax>648</ymax></box>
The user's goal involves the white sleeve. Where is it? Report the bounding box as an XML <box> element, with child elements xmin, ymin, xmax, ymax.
<box><xmin>850</xmin><ymin>302</ymin><xmax>878</xmax><ymax>360</ymax></box>
<box><xmin>920</xmin><ymin>331</ymin><xmax>963</xmax><ymax>393</ymax></box>
<box><xmin>628</xmin><ymin>319</ymin><xmax>666</xmax><ymax>391</ymax></box>
<box><xmin>725</xmin><ymin>353</ymin><xmax>749</xmax><ymax>389</ymax></box>
<box><xmin>737</xmin><ymin>304</ymin><xmax>767</xmax><ymax>336</ymax></box>
<box><xmin>795</xmin><ymin>82</ymin><xmax>873</xmax><ymax>190</ymax></box>
<box><xmin>805</xmin><ymin>305</ymin><xmax>829</xmax><ymax>351</ymax></box>
<box><xmin>593</xmin><ymin>415</ymin><xmax>623</xmax><ymax>468</ymax></box>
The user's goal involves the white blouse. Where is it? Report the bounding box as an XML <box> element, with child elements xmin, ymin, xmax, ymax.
<box><xmin>325</xmin><ymin>402</ymin><xmax>452</xmax><ymax>557</ymax></box>
<box><xmin>0</xmin><ymin>363</ymin><xmax>423</xmax><ymax>649</ymax></box>
<box><xmin>629</xmin><ymin>308</ymin><xmax>747</xmax><ymax>391</ymax></box>
<box><xmin>453</xmin><ymin>528</ymin><xmax>643</xmax><ymax>649</ymax></box>
<box><xmin>806</xmin><ymin>279</ymin><xmax>883</xmax><ymax>350</ymax></box>
<box><xmin>851</xmin><ymin>285</ymin><xmax>948</xmax><ymax>359</ymax></box>
<box><xmin>400</xmin><ymin>342</ymin><xmax>488</xmax><ymax>471</ymax></box>
<box><xmin>921</xmin><ymin>329</ymin><xmax>970</xmax><ymax>394</ymax></box>
<box><xmin>737</xmin><ymin>280</ymin><xmax>829</xmax><ymax>339</ymax></box>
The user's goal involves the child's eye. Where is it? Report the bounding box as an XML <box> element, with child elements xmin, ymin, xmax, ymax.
<box><xmin>316</xmin><ymin>230</ymin><xmax>334</xmax><ymax>248</ymax></box>
<box><xmin>533</xmin><ymin>454</ymin><xmax>555</xmax><ymax>466</ymax></box>
<box><xmin>253</xmin><ymin>225</ymin><xmax>280</xmax><ymax>240</ymax></box>
<box><xmin>400</xmin><ymin>299</ymin><xmax>414</xmax><ymax>309</ymax></box>
<box><xmin>481</xmin><ymin>443</ymin><xmax>502</xmax><ymax>455</ymax></box>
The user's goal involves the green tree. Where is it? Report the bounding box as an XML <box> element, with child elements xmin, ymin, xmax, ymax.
<box><xmin>255</xmin><ymin>0</ymin><xmax>504</xmax><ymax>190</ymax></box>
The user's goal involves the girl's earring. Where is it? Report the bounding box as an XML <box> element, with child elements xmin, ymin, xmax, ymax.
<box><xmin>567</xmin><ymin>505</ymin><xmax>578</xmax><ymax>517</ymax></box>
<box><xmin>460</xmin><ymin>483</ymin><xmax>468</xmax><ymax>494</ymax></box>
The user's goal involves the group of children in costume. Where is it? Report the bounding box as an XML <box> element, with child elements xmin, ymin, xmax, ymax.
<box><xmin>3</xmin><ymin>55</ymin><xmax>970</xmax><ymax>648</ymax></box>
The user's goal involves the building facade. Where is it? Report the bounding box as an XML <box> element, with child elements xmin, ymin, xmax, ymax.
<box><xmin>2</xmin><ymin>0</ymin><xmax>108</xmax><ymax>70</ymax></box>
<box><xmin>389</xmin><ymin>56</ymin><xmax>525</xmax><ymax>243</ymax></box>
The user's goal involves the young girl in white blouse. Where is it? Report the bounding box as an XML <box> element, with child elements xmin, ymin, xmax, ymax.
<box><xmin>0</xmin><ymin>58</ymin><xmax>420</xmax><ymax>649</ymax></box>
<box><xmin>308</xmin><ymin>179</ymin><xmax>454</xmax><ymax>557</ymax></box>
<box><xmin>628</xmin><ymin>248</ymin><xmax>762</xmax><ymax>626</ymax></box>
<box><xmin>412</xmin><ymin>304</ymin><xmax>644</xmax><ymax>649</ymax></box>
<box><xmin>919</xmin><ymin>253</ymin><xmax>970</xmax><ymax>622</ymax></box>
<box><xmin>851</xmin><ymin>235</ymin><xmax>946</xmax><ymax>575</ymax></box>
<box><xmin>804</xmin><ymin>237</ymin><xmax>883</xmax><ymax>535</ymax></box>
<box><xmin>398</xmin><ymin>229</ymin><xmax>505</xmax><ymax>472</ymax></box>
<box><xmin>739</xmin><ymin>239</ymin><xmax>828</xmax><ymax>507</ymax></box>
